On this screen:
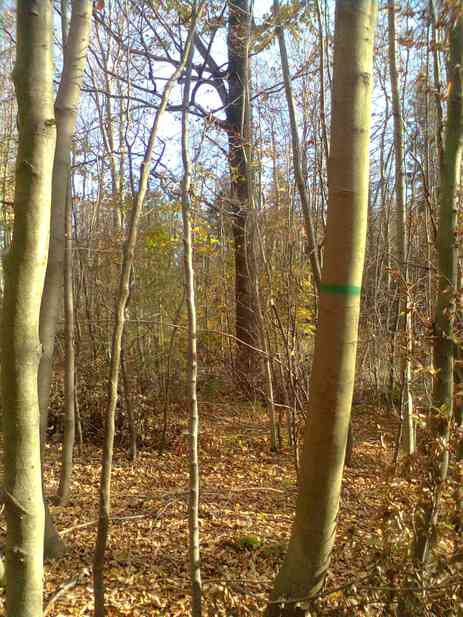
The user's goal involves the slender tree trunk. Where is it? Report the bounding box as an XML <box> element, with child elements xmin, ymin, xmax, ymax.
<box><xmin>180</xmin><ymin>13</ymin><xmax>203</xmax><ymax>611</ymax></box>
<box><xmin>121</xmin><ymin>331</ymin><xmax>137</xmax><ymax>462</ymax></box>
<box><xmin>388</xmin><ymin>0</ymin><xmax>415</xmax><ymax>456</ymax></box>
<box><xmin>38</xmin><ymin>0</ymin><xmax>92</xmax><ymax>557</ymax></box>
<box><xmin>412</xmin><ymin>24</ymin><xmax>462</xmax><ymax>567</ymax></box>
<box><xmin>430</xmin><ymin>0</ymin><xmax>444</xmax><ymax>166</ymax></box>
<box><xmin>273</xmin><ymin>0</ymin><xmax>321</xmax><ymax>291</ymax></box>
<box><xmin>1</xmin><ymin>2</ymin><xmax>56</xmax><ymax>615</ymax></box>
<box><xmin>92</xmin><ymin>16</ymin><xmax>201</xmax><ymax>615</ymax></box>
<box><xmin>266</xmin><ymin>1</ymin><xmax>377</xmax><ymax>613</ymax></box>
<box><xmin>255</xmin><ymin>224</ymin><xmax>279</xmax><ymax>451</ymax></box>
<box><xmin>57</xmin><ymin>174</ymin><xmax>76</xmax><ymax>504</ymax></box>
<box><xmin>314</xmin><ymin>0</ymin><xmax>329</xmax><ymax>166</ymax></box>
<box><xmin>432</xmin><ymin>14</ymin><xmax>463</xmax><ymax>481</ymax></box>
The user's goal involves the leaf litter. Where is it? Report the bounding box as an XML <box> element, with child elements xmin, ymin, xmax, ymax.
<box><xmin>0</xmin><ymin>401</ymin><xmax>461</xmax><ymax>615</ymax></box>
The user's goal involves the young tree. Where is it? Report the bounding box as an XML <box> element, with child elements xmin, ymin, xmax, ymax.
<box><xmin>92</xmin><ymin>12</ymin><xmax>202</xmax><ymax>615</ymax></box>
<box><xmin>414</xmin><ymin>12</ymin><xmax>463</xmax><ymax>566</ymax></box>
<box><xmin>387</xmin><ymin>0</ymin><xmax>415</xmax><ymax>455</ymax></box>
<box><xmin>38</xmin><ymin>0</ymin><xmax>92</xmax><ymax>554</ymax></box>
<box><xmin>273</xmin><ymin>0</ymin><xmax>321</xmax><ymax>290</ymax></box>
<box><xmin>1</xmin><ymin>1</ymin><xmax>56</xmax><ymax>615</ymax></box>
<box><xmin>266</xmin><ymin>1</ymin><xmax>377</xmax><ymax>614</ymax></box>
<box><xmin>432</xmin><ymin>13</ymin><xmax>463</xmax><ymax>479</ymax></box>
<box><xmin>57</xmin><ymin>177</ymin><xmax>76</xmax><ymax>504</ymax></box>
<box><xmin>180</xmin><ymin>6</ymin><xmax>203</xmax><ymax>611</ymax></box>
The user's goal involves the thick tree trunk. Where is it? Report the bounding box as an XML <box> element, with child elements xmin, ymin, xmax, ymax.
<box><xmin>227</xmin><ymin>0</ymin><xmax>259</xmax><ymax>381</ymax></box>
<box><xmin>266</xmin><ymin>1</ymin><xmax>377</xmax><ymax>613</ymax></box>
<box><xmin>1</xmin><ymin>2</ymin><xmax>56</xmax><ymax>615</ymax></box>
<box><xmin>38</xmin><ymin>0</ymin><xmax>92</xmax><ymax>555</ymax></box>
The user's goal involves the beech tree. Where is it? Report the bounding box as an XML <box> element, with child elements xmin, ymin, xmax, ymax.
<box><xmin>38</xmin><ymin>0</ymin><xmax>92</xmax><ymax>554</ymax></box>
<box><xmin>1</xmin><ymin>1</ymin><xmax>56</xmax><ymax>615</ymax></box>
<box><xmin>2</xmin><ymin>1</ymin><xmax>463</xmax><ymax>615</ymax></box>
<box><xmin>432</xmin><ymin>13</ymin><xmax>463</xmax><ymax>478</ymax></box>
<box><xmin>387</xmin><ymin>0</ymin><xmax>415</xmax><ymax>455</ymax></box>
<box><xmin>266</xmin><ymin>1</ymin><xmax>378</xmax><ymax>614</ymax></box>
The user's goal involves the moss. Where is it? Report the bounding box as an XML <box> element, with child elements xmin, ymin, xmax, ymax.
<box><xmin>237</xmin><ymin>534</ymin><xmax>262</xmax><ymax>551</ymax></box>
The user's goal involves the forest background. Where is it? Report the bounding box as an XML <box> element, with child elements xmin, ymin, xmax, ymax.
<box><xmin>0</xmin><ymin>0</ymin><xmax>462</xmax><ymax>616</ymax></box>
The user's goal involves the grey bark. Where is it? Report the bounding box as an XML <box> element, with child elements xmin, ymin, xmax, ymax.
<box><xmin>38</xmin><ymin>0</ymin><xmax>92</xmax><ymax>556</ymax></box>
<box><xmin>1</xmin><ymin>2</ymin><xmax>56</xmax><ymax>615</ymax></box>
<box><xmin>266</xmin><ymin>1</ymin><xmax>377</xmax><ymax>613</ymax></box>
<box><xmin>180</xmin><ymin>8</ymin><xmax>204</xmax><ymax>612</ymax></box>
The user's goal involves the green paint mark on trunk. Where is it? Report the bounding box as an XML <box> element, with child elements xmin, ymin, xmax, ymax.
<box><xmin>320</xmin><ymin>283</ymin><xmax>361</xmax><ymax>296</ymax></box>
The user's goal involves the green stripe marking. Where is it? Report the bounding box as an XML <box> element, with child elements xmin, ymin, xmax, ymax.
<box><xmin>320</xmin><ymin>283</ymin><xmax>362</xmax><ymax>296</ymax></box>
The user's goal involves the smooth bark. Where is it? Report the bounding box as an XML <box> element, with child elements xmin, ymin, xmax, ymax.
<box><xmin>38</xmin><ymin>0</ymin><xmax>92</xmax><ymax>556</ymax></box>
<box><xmin>266</xmin><ymin>1</ymin><xmax>377</xmax><ymax>613</ymax></box>
<box><xmin>1</xmin><ymin>2</ymin><xmax>55</xmax><ymax>615</ymax></box>
<box><xmin>57</xmin><ymin>176</ymin><xmax>76</xmax><ymax>504</ymax></box>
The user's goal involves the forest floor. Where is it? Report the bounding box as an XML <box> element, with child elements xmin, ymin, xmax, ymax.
<box><xmin>0</xmin><ymin>399</ymin><xmax>461</xmax><ymax>616</ymax></box>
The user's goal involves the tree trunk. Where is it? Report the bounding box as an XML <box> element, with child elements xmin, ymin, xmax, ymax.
<box><xmin>227</xmin><ymin>0</ymin><xmax>259</xmax><ymax>382</ymax></box>
<box><xmin>121</xmin><ymin>331</ymin><xmax>137</xmax><ymax>462</ymax></box>
<box><xmin>1</xmin><ymin>2</ymin><xmax>56</xmax><ymax>615</ymax></box>
<box><xmin>388</xmin><ymin>0</ymin><xmax>415</xmax><ymax>455</ymax></box>
<box><xmin>92</xmin><ymin>15</ymin><xmax>201</xmax><ymax>615</ymax></box>
<box><xmin>432</xmin><ymin>15</ymin><xmax>462</xmax><ymax>481</ymax></box>
<box><xmin>57</xmin><ymin>175</ymin><xmax>76</xmax><ymax>504</ymax></box>
<box><xmin>273</xmin><ymin>0</ymin><xmax>321</xmax><ymax>291</ymax></box>
<box><xmin>266</xmin><ymin>1</ymin><xmax>377</xmax><ymax>613</ymax></box>
<box><xmin>180</xmin><ymin>16</ymin><xmax>203</xmax><ymax>612</ymax></box>
<box><xmin>38</xmin><ymin>0</ymin><xmax>92</xmax><ymax>556</ymax></box>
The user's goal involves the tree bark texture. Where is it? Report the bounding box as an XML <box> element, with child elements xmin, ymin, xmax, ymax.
<box><xmin>181</xmin><ymin>10</ymin><xmax>203</xmax><ymax>611</ymax></box>
<box><xmin>226</xmin><ymin>0</ymin><xmax>259</xmax><ymax>378</ymax></box>
<box><xmin>57</xmin><ymin>176</ymin><xmax>76</xmax><ymax>504</ymax></box>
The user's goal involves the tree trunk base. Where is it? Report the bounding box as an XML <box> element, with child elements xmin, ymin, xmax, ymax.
<box><xmin>265</xmin><ymin>603</ymin><xmax>309</xmax><ymax>617</ymax></box>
